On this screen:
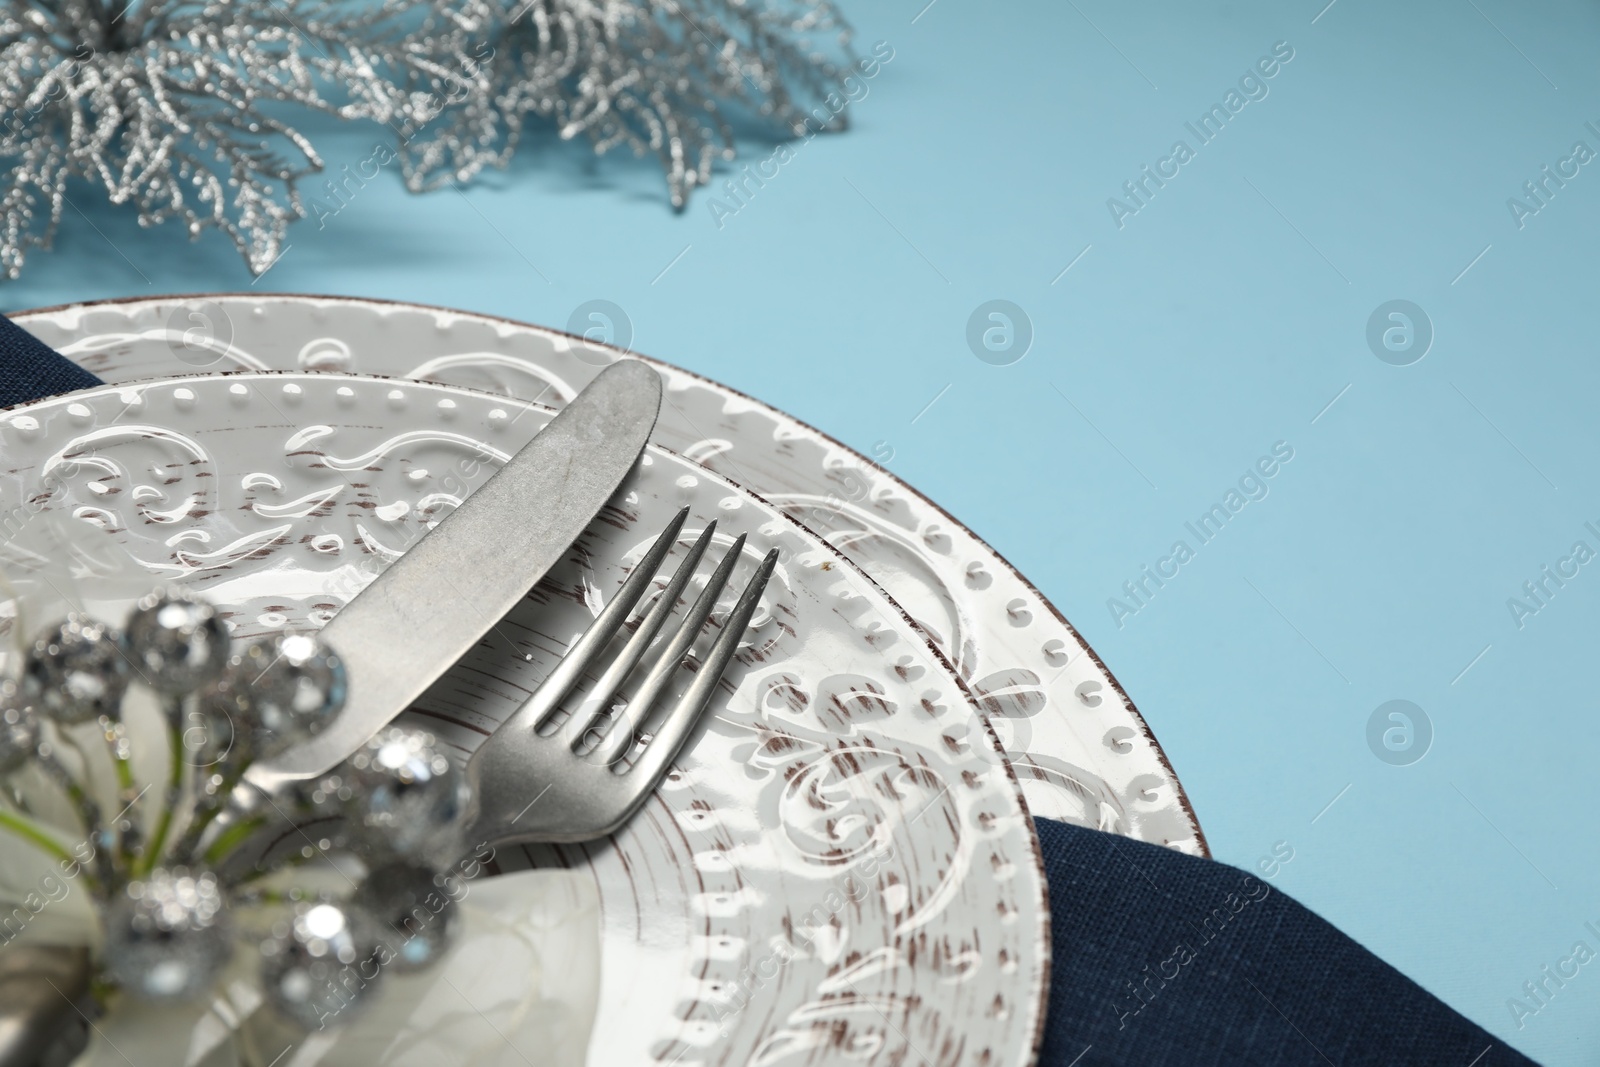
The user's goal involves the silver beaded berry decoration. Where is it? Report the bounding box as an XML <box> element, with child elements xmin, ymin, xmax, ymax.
<box><xmin>345</xmin><ymin>728</ymin><xmax>469</xmax><ymax>863</ymax></box>
<box><xmin>353</xmin><ymin>863</ymin><xmax>462</xmax><ymax>973</ymax></box>
<box><xmin>260</xmin><ymin>899</ymin><xmax>382</xmax><ymax>1030</ymax></box>
<box><xmin>0</xmin><ymin>680</ymin><xmax>40</xmax><ymax>775</ymax></box>
<box><xmin>226</xmin><ymin>633</ymin><xmax>347</xmax><ymax>756</ymax></box>
<box><xmin>0</xmin><ymin>587</ymin><xmax>483</xmax><ymax>1026</ymax></box>
<box><xmin>102</xmin><ymin>868</ymin><xmax>232</xmax><ymax>1001</ymax></box>
<box><xmin>24</xmin><ymin>614</ymin><xmax>129</xmax><ymax>724</ymax></box>
<box><xmin>295</xmin><ymin>771</ymin><xmax>356</xmax><ymax>818</ymax></box>
<box><xmin>123</xmin><ymin>589</ymin><xmax>231</xmax><ymax>696</ymax></box>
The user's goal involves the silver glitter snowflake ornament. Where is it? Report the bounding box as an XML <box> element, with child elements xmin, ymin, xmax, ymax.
<box><xmin>0</xmin><ymin>0</ymin><xmax>854</xmax><ymax>277</ymax></box>
<box><xmin>397</xmin><ymin>0</ymin><xmax>857</xmax><ymax>209</ymax></box>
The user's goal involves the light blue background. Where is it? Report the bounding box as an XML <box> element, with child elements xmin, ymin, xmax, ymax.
<box><xmin>5</xmin><ymin>0</ymin><xmax>1598</xmax><ymax>1060</ymax></box>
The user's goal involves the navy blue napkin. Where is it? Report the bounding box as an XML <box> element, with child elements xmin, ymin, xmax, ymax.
<box><xmin>1036</xmin><ymin>819</ymin><xmax>1531</xmax><ymax>1065</ymax></box>
<box><xmin>0</xmin><ymin>312</ymin><xmax>1536</xmax><ymax>1065</ymax></box>
<box><xmin>0</xmin><ymin>316</ymin><xmax>99</xmax><ymax>408</ymax></box>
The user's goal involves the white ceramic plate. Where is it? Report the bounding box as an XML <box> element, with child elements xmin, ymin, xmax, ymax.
<box><xmin>0</xmin><ymin>373</ymin><xmax>1049</xmax><ymax>1067</ymax></box>
<box><xmin>14</xmin><ymin>294</ymin><xmax>1205</xmax><ymax>857</ymax></box>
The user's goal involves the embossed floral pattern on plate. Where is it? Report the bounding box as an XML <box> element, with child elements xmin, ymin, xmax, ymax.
<box><xmin>14</xmin><ymin>294</ymin><xmax>1204</xmax><ymax>858</ymax></box>
<box><xmin>0</xmin><ymin>374</ymin><xmax>1049</xmax><ymax>1067</ymax></box>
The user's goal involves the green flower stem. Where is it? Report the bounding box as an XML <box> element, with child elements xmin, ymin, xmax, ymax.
<box><xmin>88</xmin><ymin>975</ymin><xmax>117</xmax><ymax>1014</ymax></box>
<box><xmin>171</xmin><ymin>757</ymin><xmax>253</xmax><ymax>862</ymax></box>
<box><xmin>228</xmin><ymin>848</ymin><xmax>315</xmax><ymax>888</ymax></box>
<box><xmin>100</xmin><ymin>715</ymin><xmax>136</xmax><ymax>794</ymax></box>
<box><xmin>82</xmin><ymin>716</ymin><xmax>141</xmax><ymax>880</ymax></box>
<box><xmin>60</xmin><ymin>729</ymin><xmax>123</xmax><ymax>844</ymax></box>
<box><xmin>203</xmin><ymin>814</ymin><xmax>266</xmax><ymax>869</ymax></box>
<box><xmin>137</xmin><ymin>708</ymin><xmax>185</xmax><ymax>877</ymax></box>
<box><xmin>236</xmin><ymin>887</ymin><xmax>291</xmax><ymax>906</ymax></box>
<box><xmin>60</xmin><ymin>778</ymin><xmax>92</xmax><ymax>823</ymax></box>
<box><xmin>0</xmin><ymin>806</ymin><xmax>99</xmax><ymax>895</ymax></box>
<box><xmin>0</xmin><ymin>808</ymin><xmax>73</xmax><ymax>867</ymax></box>
<box><xmin>35</xmin><ymin>752</ymin><xmax>113</xmax><ymax>893</ymax></box>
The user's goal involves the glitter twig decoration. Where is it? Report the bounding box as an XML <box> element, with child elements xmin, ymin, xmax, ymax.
<box><xmin>0</xmin><ymin>0</ymin><xmax>854</xmax><ymax>277</ymax></box>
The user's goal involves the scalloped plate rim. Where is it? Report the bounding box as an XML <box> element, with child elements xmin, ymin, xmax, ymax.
<box><xmin>9</xmin><ymin>291</ymin><xmax>1207</xmax><ymax>859</ymax></box>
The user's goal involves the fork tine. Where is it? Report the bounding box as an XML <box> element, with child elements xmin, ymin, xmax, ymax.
<box><xmin>515</xmin><ymin>505</ymin><xmax>689</xmax><ymax>733</ymax></box>
<box><xmin>558</xmin><ymin>521</ymin><xmax>718</xmax><ymax>751</ymax></box>
<box><xmin>621</xmin><ymin>548</ymin><xmax>778</xmax><ymax>785</ymax></box>
<box><xmin>587</xmin><ymin>533</ymin><xmax>747</xmax><ymax>767</ymax></box>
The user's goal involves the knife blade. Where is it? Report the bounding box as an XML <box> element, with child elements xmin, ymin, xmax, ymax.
<box><xmin>247</xmin><ymin>359</ymin><xmax>663</xmax><ymax>788</ymax></box>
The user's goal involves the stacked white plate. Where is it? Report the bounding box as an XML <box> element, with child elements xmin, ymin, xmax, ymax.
<box><xmin>1</xmin><ymin>296</ymin><xmax>1205</xmax><ymax>1067</ymax></box>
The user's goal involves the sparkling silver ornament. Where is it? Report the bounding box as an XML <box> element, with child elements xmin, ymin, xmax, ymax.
<box><xmin>260</xmin><ymin>899</ymin><xmax>384</xmax><ymax>1030</ymax></box>
<box><xmin>123</xmin><ymin>589</ymin><xmax>231</xmax><ymax>695</ymax></box>
<box><xmin>0</xmin><ymin>680</ymin><xmax>40</xmax><ymax>774</ymax></box>
<box><xmin>353</xmin><ymin>863</ymin><xmax>462</xmax><ymax>972</ymax></box>
<box><xmin>289</xmin><ymin>770</ymin><xmax>357</xmax><ymax>820</ymax></box>
<box><xmin>226</xmin><ymin>633</ymin><xmax>346</xmax><ymax>756</ymax></box>
<box><xmin>0</xmin><ymin>1</ymin><xmax>854</xmax><ymax>279</ymax></box>
<box><xmin>344</xmin><ymin>728</ymin><xmax>469</xmax><ymax>863</ymax></box>
<box><xmin>0</xmin><ymin>585</ymin><xmax>484</xmax><ymax>1019</ymax></box>
<box><xmin>102</xmin><ymin>868</ymin><xmax>231</xmax><ymax>1001</ymax></box>
<box><xmin>251</xmin><ymin>770</ymin><xmax>361</xmax><ymax>859</ymax></box>
<box><xmin>24</xmin><ymin>615</ymin><xmax>129</xmax><ymax>724</ymax></box>
<box><xmin>410</xmin><ymin>0</ymin><xmax>857</xmax><ymax>210</ymax></box>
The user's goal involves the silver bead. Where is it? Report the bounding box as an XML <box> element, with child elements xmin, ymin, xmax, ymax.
<box><xmin>353</xmin><ymin>863</ymin><xmax>461</xmax><ymax>973</ymax></box>
<box><xmin>0</xmin><ymin>680</ymin><xmax>39</xmax><ymax>774</ymax></box>
<box><xmin>227</xmin><ymin>633</ymin><xmax>346</xmax><ymax>756</ymax></box>
<box><xmin>24</xmin><ymin>615</ymin><xmax>129</xmax><ymax>724</ymax></box>
<box><xmin>344</xmin><ymin>728</ymin><xmax>469</xmax><ymax>863</ymax></box>
<box><xmin>123</xmin><ymin>589</ymin><xmax>230</xmax><ymax>695</ymax></box>
<box><xmin>103</xmin><ymin>868</ymin><xmax>231</xmax><ymax>1001</ymax></box>
<box><xmin>260</xmin><ymin>899</ymin><xmax>383</xmax><ymax>1030</ymax></box>
<box><xmin>266</xmin><ymin>771</ymin><xmax>359</xmax><ymax>855</ymax></box>
<box><xmin>289</xmin><ymin>770</ymin><xmax>357</xmax><ymax>819</ymax></box>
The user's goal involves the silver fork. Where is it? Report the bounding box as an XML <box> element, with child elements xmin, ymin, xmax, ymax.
<box><xmin>463</xmin><ymin>507</ymin><xmax>777</xmax><ymax>847</ymax></box>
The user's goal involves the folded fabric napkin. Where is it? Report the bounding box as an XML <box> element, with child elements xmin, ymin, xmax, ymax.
<box><xmin>0</xmin><ymin>319</ymin><xmax>98</xmax><ymax>409</ymax></box>
<box><xmin>0</xmin><ymin>315</ymin><xmax>1536</xmax><ymax>1066</ymax></box>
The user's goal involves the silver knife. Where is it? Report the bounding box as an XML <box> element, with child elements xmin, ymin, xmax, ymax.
<box><xmin>247</xmin><ymin>359</ymin><xmax>662</xmax><ymax>789</ymax></box>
